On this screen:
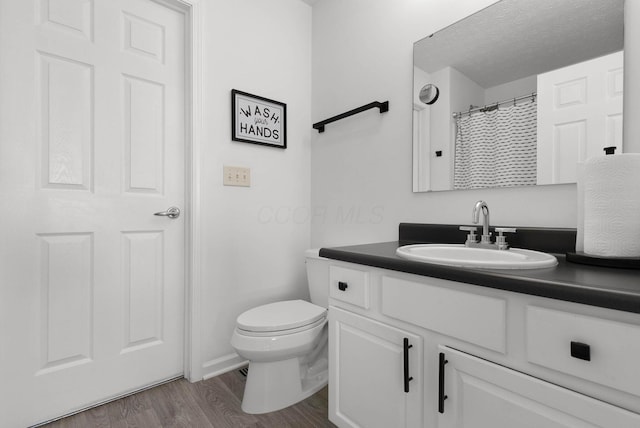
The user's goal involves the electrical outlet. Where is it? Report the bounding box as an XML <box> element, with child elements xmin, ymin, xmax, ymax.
<box><xmin>223</xmin><ymin>166</ymin><xmax>251</xmax><ymax>187</ymax></box>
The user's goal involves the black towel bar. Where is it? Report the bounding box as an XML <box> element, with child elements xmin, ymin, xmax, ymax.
<box><xmin>313</xmin><ymin>101</ymin><xmax>389</xmax><ymax>133</ymax></box>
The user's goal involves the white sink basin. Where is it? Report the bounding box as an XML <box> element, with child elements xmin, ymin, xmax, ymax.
<box><xmin>396</xmin><ymin>244</ymin><xmax>557</xmax><ymax>269</ymax></box>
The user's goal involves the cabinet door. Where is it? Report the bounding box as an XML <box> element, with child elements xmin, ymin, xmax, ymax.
<box><xmin>437</xmin><ymin>346</ymin><xmax>640</xmax><ymax>428</ymax></box>
<box><xmin>329</xmin><ymin>307</ymin><xmax>423</xmax><ymax>428</ymax></box>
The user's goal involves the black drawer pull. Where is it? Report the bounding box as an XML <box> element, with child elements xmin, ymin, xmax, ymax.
<box><xmin>403</xmin><ymin>338</ymin><xmax>413</xmax><ymax>393</ymax></box>
<box><xmin>338</xmin><ymin>281</ymin><xmax>348</xmax><ymax>291</ymax></box>
<box><xmin>438</xmin><ymin>352</ymin><xmax>448</xmax><ymax>413</ymax></box>
<box><xmin>571</xmin><ymin>341</ymin><xmax>591</xmax><ymax>361</ymax></box>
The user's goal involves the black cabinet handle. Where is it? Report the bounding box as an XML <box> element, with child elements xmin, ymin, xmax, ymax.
<box><xmin>403</xmin><ymin>338</ymin><xmax>413</xmax><ymax>393</ymax></box>
<box><xmin>338</xmin><ymin>281</ymin><xmax>348</xmax><ymax>291</ymax></box>
<box><xmin>438</xmin><ymin>352</ymin><xmax>448</xmax><ymax>413</ymax></box>
<box><xmin>571</xmin><ymin>341</ymin><xmax>591</xmax><ymax>361</ymax></box>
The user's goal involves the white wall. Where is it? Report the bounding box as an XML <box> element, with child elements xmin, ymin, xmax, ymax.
<box><xmin>450</xmin><ymin>67</ymin><xmax>485</xmax><ymax>116</ymax></box>
<box><xmin>198</xmin><ymin>0</ymin><xmax>312</xmax><ymax>377</ymax></box>
<box><xmin>310</xmin><ymin>0</ymin><xmax>580</xmax><ymax>248</ymax></box>
<box><xmin>485</xmin><ymin>75</ymin><xmax>537</xmax><ymax>105</ymax></box>
<box><xmin>427</xmin><ymin>66</ymin><xmax>485</xmax><ymax>191</ymax></box>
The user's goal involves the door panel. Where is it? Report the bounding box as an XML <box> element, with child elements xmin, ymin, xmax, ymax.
<box><xmin>0</xmin><ymin>0</ymin><xmax>186</xmax><ymax>426</ymax></box>
<box><xmin>124</xmin><ymin>75</ymin><xmax>165</xmax><ymax>193</ymax></box>
<box><xmin>122</xmin><ymin>231</ymin><xmax>164</xmax><ymax>351</ymax></box>
<box><xmin>39</xmin><ymin>52</ymin><xmax>94</xmax><ymax>190</ymax></box>
<box><xmin>37</xmin><ymin>232</ymin><xmax>94</xmax><ymax>374</ymax></box>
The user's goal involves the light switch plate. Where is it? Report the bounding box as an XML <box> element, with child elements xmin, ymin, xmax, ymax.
<box><xmin>223</xmin><ymin>166</ymin><xmax>251</xmax><ymax>187</ymax></box>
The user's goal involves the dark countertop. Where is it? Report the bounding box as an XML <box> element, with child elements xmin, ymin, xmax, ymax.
<box><xmin>319</xmin><ymin>224</ymin><xmax>640</xmax><ymax>314</ymax></box>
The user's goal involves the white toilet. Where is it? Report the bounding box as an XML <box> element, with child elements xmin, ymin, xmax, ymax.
<box><xmin>230</xmin><ymin>249</ymin><xmax>329</xmax><ymax>414</ymax></box>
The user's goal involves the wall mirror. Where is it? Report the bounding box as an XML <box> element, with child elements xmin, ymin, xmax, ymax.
<box><xmin>413</xmin><ymin>0</ymin><xmax>624</xmax><ymax>192</ymax></box>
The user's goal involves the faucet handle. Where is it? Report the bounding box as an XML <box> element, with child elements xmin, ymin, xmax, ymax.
<box><xmin>459</xmin><ymin>226</ymin><xmax>478</xmax><ymax>245</ymax></box>
<box><xmin>495</xmin><ymin>227</ymin><xmax>517</xmax><ymax>235</ymax></box>
<box><xmin>494</xmin><ymin>228</ymin><xmax>517</xmax><ymax>250</ymax></box>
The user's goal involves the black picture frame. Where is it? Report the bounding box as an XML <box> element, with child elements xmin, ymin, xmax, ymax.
<box><xmin>231</xmin><ymin>89</ymin><xmax>287</xmax><ymax>149</ymax></box>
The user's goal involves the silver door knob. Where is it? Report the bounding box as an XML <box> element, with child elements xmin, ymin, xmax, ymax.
<box><xmin>154</xmin><ymin>206</ymin><xmax>181</xmax><ymax>219</ymax></box>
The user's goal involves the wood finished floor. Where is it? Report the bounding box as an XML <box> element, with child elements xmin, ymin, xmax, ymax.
<box><xmin>41</xmin><ymin>369</ymin><xmax>336</xmax><ymax>428</ymax></box>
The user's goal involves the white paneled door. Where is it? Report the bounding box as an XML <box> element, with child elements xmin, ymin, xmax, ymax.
<box><xmin>537</xmin><ymin>51</ymin><xmax>623</xmax><ymax>184</ymax></box>
<box><xmin>0</xmin><ymin>0</ymin><xmax>186</xmax><ymax>426</ymax></box>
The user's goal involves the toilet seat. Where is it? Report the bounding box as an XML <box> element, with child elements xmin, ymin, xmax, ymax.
<box><xmin>236</xmin><ymin>299</ymin><xmax>327</xmax><ymax>337</ymax></box>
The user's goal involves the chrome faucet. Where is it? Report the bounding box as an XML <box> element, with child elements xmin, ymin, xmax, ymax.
<box><xmin>472</xmin><ymin>200</ymin><xmax>491</xmax><ymax>244</ymax></box>
<box><xmin>459</xmin><ymin>200</ymin><xmax>517</xmax><ymax>250</ymax></box>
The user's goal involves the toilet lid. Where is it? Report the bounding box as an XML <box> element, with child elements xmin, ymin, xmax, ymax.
<box><xmin>237</xmin><ymin>300</ymin><xmax>327</xmax><ymax>333</ymax></box>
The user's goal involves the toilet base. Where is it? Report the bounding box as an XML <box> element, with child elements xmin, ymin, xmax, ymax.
<box><xmin>241</xmin><ymin>356</ymin><xmax>328</xmax><ymax>414</ymax></box>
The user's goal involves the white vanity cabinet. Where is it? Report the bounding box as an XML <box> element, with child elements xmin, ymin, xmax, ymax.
<box><xmin>326</xmin><ymin>260</ymin><xmax>640</xmax><ymax>428</ymax></box>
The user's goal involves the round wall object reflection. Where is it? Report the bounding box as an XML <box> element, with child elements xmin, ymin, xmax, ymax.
<box><xmin>419</xmin><ymin>84</ymin><xmax>439</xmax><ymax>105</ymax></box>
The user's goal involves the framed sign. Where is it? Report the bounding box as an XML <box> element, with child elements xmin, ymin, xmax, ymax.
<box><xmin>231</xmin><ymin>89</ymin><xmax>287</xmax><ymax>149</ymax></box>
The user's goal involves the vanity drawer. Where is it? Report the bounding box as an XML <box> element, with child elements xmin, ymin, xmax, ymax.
<box><xmin>381</xmin><ymin>276</ymin><xmax>506</xmax><ymax>353</ymax></box>
<box><xmin>527</xmin><ymin>306</ymin><xmax>640</xmax><ymax>397</ymax></box>
<box><xmin>329</xmin><ymin>265</ymin><xmax>370</xmax><ymax>309</ymax></box>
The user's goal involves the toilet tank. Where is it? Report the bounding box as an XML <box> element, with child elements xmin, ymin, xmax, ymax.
<box><xmin>305</xmin><ymin>249</ymin><xmax>329</xmax><ymax>308</ymax></box>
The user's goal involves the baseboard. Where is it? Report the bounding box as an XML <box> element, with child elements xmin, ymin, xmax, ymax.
<box><xmin>201</xmin><ymin>352</ymin><xmax>248</xmax><ymax>380</ymax></box>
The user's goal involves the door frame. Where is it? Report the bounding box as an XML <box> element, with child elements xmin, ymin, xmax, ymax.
<box><xmin>158</xmin><ymin>0</ymin><xmax>204</xmax><ymax>382</ymax></box>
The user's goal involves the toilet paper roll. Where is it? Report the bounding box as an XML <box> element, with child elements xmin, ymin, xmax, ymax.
<box><xmin>583</xmin><ymin>153</ymin><xmax>640</xmax><ymax>257</ymax></box>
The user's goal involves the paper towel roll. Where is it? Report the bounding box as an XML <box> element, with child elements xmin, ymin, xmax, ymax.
<box><xmin>583</xmin><ymin>153</ymin><xmax>640</xmax><ymax>257</ymax></box>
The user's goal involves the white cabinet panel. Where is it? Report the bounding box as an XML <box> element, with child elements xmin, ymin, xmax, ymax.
<box><xmin>527</xmin><ymin>306</ymin><xmax>640</xmax><ymax>397</ymax></box>
<box><xmin>439</xmin><ymin>346</ymin><xmax>640</xmax><ymax>428</ymax></box>
<box><xmin>329</xmin><ymin>307</ymin><xmax>422</xmax><ymax>428</ymax></box>
<box><xmin>329</xmin><ymin>265</ymin><xmax>370</xmax><ymax>309</ymax></box>
<box><xmin>382</xmin><ymin>276</ymin><xmax>506</xmax><ymax>353</ymax></box>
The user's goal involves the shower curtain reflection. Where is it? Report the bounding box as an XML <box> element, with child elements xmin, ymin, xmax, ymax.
<box><xmin>453</xmin><ymin>99</ymin><xmax>538</xmax><ymax>189</ymax></box>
